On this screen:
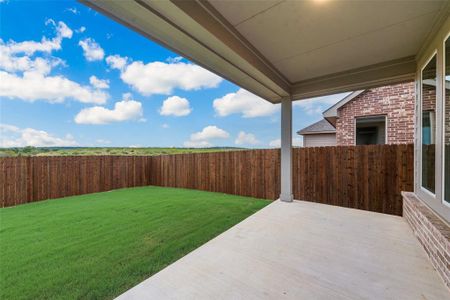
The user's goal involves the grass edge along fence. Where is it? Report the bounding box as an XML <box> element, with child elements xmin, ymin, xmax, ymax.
<box><xmin>1</xmin><ymin>144</ymin><xmax>413</xmax><ymax>216</ymax></box>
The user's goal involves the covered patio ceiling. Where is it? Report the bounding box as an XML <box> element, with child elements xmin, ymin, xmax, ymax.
<box><xmin>82</xmin><ymin>0</ymin><xmax>449</xmax><ymax>103</ymax></box>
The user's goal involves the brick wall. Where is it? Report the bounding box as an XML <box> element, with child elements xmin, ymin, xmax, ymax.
<box><xmin>402</xmin><ymin>192</ymin><xmax>450</xmax><ymax>290</ymax></box>
<box><xmin>422</xmin><ymin>83</ymin><xmax>436</xmax><ymax>112</ymax></box>
<box><xmin>336</xmin><ymin>82</ymin><xmax>415</xmax><ymax>145</ymax></box>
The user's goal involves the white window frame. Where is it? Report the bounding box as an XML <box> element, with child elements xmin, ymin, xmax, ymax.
<box><xmin>415</xmin><ymin>25</ymin><xmax>450</xmax><ymax>222</ymax></box>
<box><xmin>442</xmin><ymin>33</ymin><xmax>450</xmax><ymax>208</ymax></box>
<box><xmin>416</xmin><ymin>51</ymin><xmax>438</xmax><ymax>203</ymax></box>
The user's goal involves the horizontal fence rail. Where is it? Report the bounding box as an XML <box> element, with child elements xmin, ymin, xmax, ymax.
<box><xmin>0</xmin><ymin>144</ymin><xmax>413</xmax><ymax>215</ymax></box>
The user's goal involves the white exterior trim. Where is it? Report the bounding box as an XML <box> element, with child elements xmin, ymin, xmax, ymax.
<box><xmin>416</xmin><ymin>51</ymin><xmax>438</xmax><ymax>206</ymax></box>
<box><xmin>280</xmin><ymin>96</ymin><xmax>293</xmax><ymax>202</ymax></box>
<box><xmin>415</xmin><ymin>16</ymin><xmax>450</xmax><ymax>222</ymax></box>
<box><xmin>443</xmin><ymin>32</ymin><xmax>450</xmax><ymax>208</ymax></box>
<box><xmin>323</xmin><ymin>90</ymin><xmax>365</xmax><ymax>119</ymax></box>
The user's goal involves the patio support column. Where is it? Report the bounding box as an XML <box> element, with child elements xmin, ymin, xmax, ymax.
<box><xmin>280</xmin><ymin>95</ymin><xmax>293</xmax><ymax>202</ymax></box>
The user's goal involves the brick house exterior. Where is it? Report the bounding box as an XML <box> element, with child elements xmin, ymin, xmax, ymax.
<box><xmin>336</xmin><ymin>82</ymin><xmax>415</xmax><ymax>145</ymax></box>
<box><xmin>298</xmin><ymin>82</ymin><xmax>416</xmax><ymax>146</ymax></box>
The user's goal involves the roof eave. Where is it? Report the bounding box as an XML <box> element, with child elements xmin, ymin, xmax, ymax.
<box><xmin>322</xmin><ymin>90</ymin><xmax>366</xmax><ymax>119</ymax></box>
<box><xmin>80</xmin><ymin>0</ymin><xmax>436</xmax><ymax>103</ymax></box>
<box><xmin>298</xmin><ymin>130</ymin><xmax>336</xmax><ymax>136</ymax></box>
<box><xmin>80</xmin><ymin>0</ymin><xmax>290</xmax><ymax>103</ymax></box>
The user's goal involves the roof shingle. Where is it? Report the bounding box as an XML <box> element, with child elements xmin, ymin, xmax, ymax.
<box><xmin>297</xmin><ymin>119</ymin><xmax>336</xmax><ymax>135</ymax></box>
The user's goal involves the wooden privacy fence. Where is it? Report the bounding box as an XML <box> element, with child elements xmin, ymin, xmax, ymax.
<box><xmin>149</xmin><ymin>149</ymin><xmax>280</xmax><ymax>199</ymax></box>
<box><xmin>0</xmin><ymin>156</ymin><xmax>152</xmax><ymax>207</ymax></box>
<box><xmin>0</xmin><ymin>144</ymin><xmax>414</xmax><ymax>215</ymax></box>
<box><xmin>293</xmin><ymin>145</ymin><xmax>414</xmax><ymax>215</ymax></box>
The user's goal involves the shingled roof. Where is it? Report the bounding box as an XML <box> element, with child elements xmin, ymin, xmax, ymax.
<box><xmin>297</xmin><ymin>119</ymin><xmax>336</xmax><ymax>135</ymax></box>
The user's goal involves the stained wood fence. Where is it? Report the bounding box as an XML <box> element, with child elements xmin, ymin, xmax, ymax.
<box><xmin>0</xmin><ymin>156</ymin><xmax>152</xmax><ymax>207</ymax></box>
<box><xmin>293</xmin><ymin>144</ymin><xmax>413</xmax><ymax>215</ymax></box>
<box><xmin>0</xmin><ymin>144</ymin><xmax>414</xmax><ymax>215</ymax></box>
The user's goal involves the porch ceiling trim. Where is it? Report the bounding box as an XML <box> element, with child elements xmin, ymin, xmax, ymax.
<box><xmin>290</xmin><ymin>56</ymin><xmax>416</xmax><ymax>100</ymax></box>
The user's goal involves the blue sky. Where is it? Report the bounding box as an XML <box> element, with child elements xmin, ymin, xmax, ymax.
<box><xmin>0</xmin><ymin>0</ymin><xmax>348</xmax><ymax>148</ymax></box>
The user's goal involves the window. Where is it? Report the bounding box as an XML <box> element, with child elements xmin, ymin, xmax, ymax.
<box><xmin>415</xmin><ymin>30</ymin><xmax>450</xmax><ymax>222</ymax></box>
<box><xmin>422</xmin><ymin>111</ymin><xmax>435</xmax><ymax>145</ymax></box>
<box><xmin>421</xmin><ymin>55</ymin><xmax>436</xmax><ymax>194</ymax></box>
<box><xmin>445</xmin><ymin>37</ymin><xmax>450</xmax><ymax>204</ymax></box>
<box><xmin>355</xmin><ymin>116</ymin><xmax>386</xmax><ymax>145</ymax></box>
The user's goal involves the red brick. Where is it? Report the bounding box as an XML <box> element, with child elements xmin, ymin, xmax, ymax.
<box><xmin>402</xmin><ymin>192</ymin><xmax>450</xmax><ymax>288</ymax></box>
<box><xmin>336</xmin><ymin>82</ymin><xmax>415</xmax><ymax>145</ymax></box>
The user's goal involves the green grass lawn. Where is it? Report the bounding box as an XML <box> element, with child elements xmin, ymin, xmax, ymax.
<box><xmin>0</xmin><ymin>186</ymin><xmax>269</xmax><ymax>300</ymax></box>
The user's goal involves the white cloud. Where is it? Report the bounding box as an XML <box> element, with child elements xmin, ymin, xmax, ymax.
<box><xmin>0</xmin><ymin>20</ymin><xmax>106</xmax><ymax>104</ymax></box>
<box><xmin>74</xmin><ymin>93</ymin><xmax>143</xmax><ymax>124</ymax></box>
<box><xmin>66</xmin><ymin>7</ymin><xmax>79</xmax><ymax>15</ymax></box>
<box><xmin>166</xmin><ymin>56</ymin><xmax>183</xmax><ymax>63</ymax></box>
<box><xmin>0</xmin><ymin>124</ymin><xmax>20</xmax><ymax>133</ymax></box>
<box><xmin>162</xmin><ymin>123</ymin><xmax>169</xmax><ymax>128</ymax></box>
<box><xmin>2</xmin><ymin>20</ymin><xmax>72</xmax><ymax>56</ymax></box>
<box><xmin>183</xmin><ymin>140</ymin><xmax>212</xmax><ymax>148</ymax></box>
<box><xmin>293</xmin><ymin>92</ymin><xmax>350</xmax><ymax>115</ymax></box>
<box><xmin>95</xmin><ymin>139</ymin><xmax>111</xmax><ymax>145</ymax></box>
<box><xmin>184</xmin><ymin>125</ymin><xmax>229</xmax><ymax>148</ymax></box>
<box><xmin>235</xmin><ymin>131</ymin><xmax>260</xmax><ymax>145</ymax></box>
<box><xmin>79</xmin><ymin>38</ymin><xmax>104</xmax><ymax>61</ymax></box>
<box><xmin>110</xmin><ymin>58</ymin><xmax>222</xmax><ymax>96</ymax></box>
<box><xmin>55</xmin><ymin>21</ymin><xmax>73</xmax><ymax>39</ymax></box>
<box><xmin>159</xmin><ymin>96</ymin><xmax>192</xmax><ymax>116</ymax></box>
<box><xmin>0</xmin><ymin>20</ymin><xmax>71</xmax><ymax>74</ymax></box>
<box><xmin>0</xmin><ymin>54</ymin><xmax>63</xmax><ymax>75</ymax></box>
<box><xmin>269</xmin><ymin>138</ymin><xmax>303</xmax><ymax>148</ymax></box>
<box><xmin>294</xmin><ymin>138</ymin><xmax>303</xmax><ymax>147</ymax></box>
<box><xmin>213</xmin><ymin>88</ymin><xmax>279</xmax><ymax>118</ymax></box>
<box><xmin>0</xmin><ymin>124</ymin><xmax>78</xmax><ymax>147</ymax></box>
<box><xmin>190</xmin><ymin>126</ymin><xmax>229</xmax><ymax>141</ymax></box>
<box><xmin>75</xmin><ymin>26</ymin><xmax>86</xmax><ymax>33</ymax></box>
<box><xmin>269</xmin><ymin>139</ymin><xmax>280</xmax><ymax>147</ymax></box>
<box><xmin>0</xmin><ymin>71</ymin><xmax>108</xmax><ymax>104</ymax></box>
<box><xmin>106</xmin><ymin>54</ymin><xmax>128</xmax><ymax>71</ymax></box>
<box><xmin>89</xmin><ymin>75</ymin><xmax>109</xmax><ymax>89</ymax></box>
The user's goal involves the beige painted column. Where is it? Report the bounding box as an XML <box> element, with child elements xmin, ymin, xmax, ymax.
<box><xmin>280</xmin><ymin>96</ymin><xmax>293</xmax><ymax>202</ymax></box>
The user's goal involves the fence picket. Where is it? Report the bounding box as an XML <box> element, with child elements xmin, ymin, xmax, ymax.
<box><xmin>0</xmin><ymin>145</ymin><xmax>414</xmax><ymax>215</ymax></box>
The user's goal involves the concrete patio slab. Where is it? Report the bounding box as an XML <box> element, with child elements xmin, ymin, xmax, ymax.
<box><xmin>116</xmin><ymin>200</ymin><xmax>450</xmax><ymax>300</ymax></box>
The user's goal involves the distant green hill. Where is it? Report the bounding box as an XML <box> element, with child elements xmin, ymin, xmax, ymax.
<box><xmin>0</xmin><ymin>146</ymin><xmax>246</xmax><ymax>157</ymax></box>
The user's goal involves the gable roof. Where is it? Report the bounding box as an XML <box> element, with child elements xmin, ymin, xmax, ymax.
<box><xmin>297</xmin><ymin>119</ymin><xmax>336</xmax><ymax>135</ymax></box>
<box><xmin>322</xmin><ymin>90</ymin><xmax>365</xmax><ymax>119</ymax></box>
<box><xmin>322</xmin><ymin>90</ymin><xmax>365</xmax><ymax>126</ymax></box>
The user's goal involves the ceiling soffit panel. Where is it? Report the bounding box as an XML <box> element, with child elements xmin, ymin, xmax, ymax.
<box><xmin>208</xmin><ymin>0</ymin><xmax>283</xmax><ymax>26</ymax></box>
<box><xmin>213</xmin><ymin>1</ymin><xmax>444</xmax><ymax>65</ymax></box>
<box><xmin>277</xmin><ymin>12</ymin><xmax>437</xmax><ymax>81</ymax></box>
